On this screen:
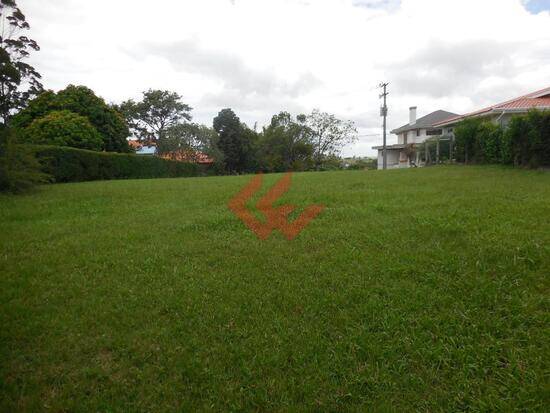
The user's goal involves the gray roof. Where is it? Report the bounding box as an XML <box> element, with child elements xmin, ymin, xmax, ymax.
<box><xmin>391</xmin><ymin>110</ymin><xmax>459</xmax><ymax>134</ymax></box>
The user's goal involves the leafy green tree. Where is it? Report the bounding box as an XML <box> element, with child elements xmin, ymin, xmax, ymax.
<box><xmin>120</xmin><ymin>89</ymin><xmax>192</xmax><ymax>143</ymax></box>
<box><xmin>21</xmin><ymin>110</ymin><xmax>103</xmax><ymax>151</ymax></box>
<box><xmin>0</xmin><ymin>0</ymin><xmax>43</xmax><ymax>125</ymax></box>
<box><xmin>477</xmin><ymin>122</ymin><xmax>503</xmax><ymax>164</ymax></box>
<box><xmin>454</xmin><ymin>117</ymin><xmax>483</xmax><ymax>163</ymax></box>
<box><xmin>528</xmin><ymin>110</ymin><xmax>550</xmax><ymax>167</ymax></box>
<box><xmin>258</xmin><ymin>112</ymin><xmax>314</xmax><ymax>172</ymax></box>
<box><xmin>157</xmin><ymin>123</ymin><xmax>222</xmax><ymax>162</ymax></box>
<box><xmin>240</xmin><ymin>125</ymin><xmax>259</xmax><ymax>172</ymax></box>
<box><xmin>454</xmin><ymin>118</ymin><xmax>505</xmax><ymax>164</ymax></box>
<box><xmin>11</xmin><ymin>85</ymin><xmax>130</xmax><ymax>152</ymax></box>
<box><xmin>0</xmin><ymin>126</ymin><xmax>49</xmax><ymax>193</ymax></box>
<box><xmin>306</xmin><ymin>109</ymin><xmax>357</xmax><ymax>169</ymax></box>
<box><xmin>504</xmin><ymin>110</ymin><xmax>550</xmax><ymax>167</ymax></box>
<box><xmin>55</xmin><ymin>86</ymin><xmax>129</xmax><ymax>152</ymax></box>
<box><xmin>213</xmin><ymin>108</ymin><xmax>255</xmax><ymax>173</ymax></box>
<box><xmin>7</xmin><ymin>89</ymin><xmax>55</xmax><ymax>126</ymax></box>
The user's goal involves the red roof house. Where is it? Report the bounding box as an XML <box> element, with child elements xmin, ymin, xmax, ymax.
<box><xmin>158</xmin><ymin>149</ymin><xmax>214</xmax><ymax>164</ymax></box>
<box><xmin>433</xmin><ymin>86</ymin><xmax>550</xmax><ymax>128</ymax></box>
<box><xmin>127</xmin><ymin>140</ymin><xmax>214</xmax><ymax>164</ymax></box>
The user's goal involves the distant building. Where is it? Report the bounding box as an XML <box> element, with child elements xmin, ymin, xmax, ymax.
<box><xmin>128</xmin><ymin>140</ymin><xmax>156</xmax><ymax>155</ymax></box>
<box><xmin>127</xmin><ymin>139</ymin><xmax>140</xmax><ymax>150</ymax></box>
<box><xmin>127</xmin><ymin>139</ymin><xmax>214</xmax><ymax>164</ymax></box>
<box><xmin>372</xmin><ymin>108</ymin><xmax>458</xmax><ymax>169</ymax></box>
<box><xmin>373</xmin><ymin>86</ymin><xmax>550</xmax><ymax>169</ymax></box>
<box><xmin>432</xmin><ymin>86</ymin><xmax>550</xmax><ymax>130</ymax></box>
<box><xmin>158</xmin><ymin>149</ymin><xmax>214</xmax><ymax>164</ymax></box>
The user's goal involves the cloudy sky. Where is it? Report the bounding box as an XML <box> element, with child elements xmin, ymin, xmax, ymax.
<box><xmin>23</xmin><ymin>0</ymin><xmax>550</xmax><ymax>156</ymax></box>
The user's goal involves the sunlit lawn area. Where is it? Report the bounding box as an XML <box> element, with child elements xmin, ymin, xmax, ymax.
<box><xmin>1</xmin><ymin>166</ymin><xmax>549</xmax><ymax>411</ymax></box>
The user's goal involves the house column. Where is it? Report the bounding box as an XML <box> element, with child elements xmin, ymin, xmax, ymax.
<box><xmin>425</xmin><ymin>140</ymin><xmax>430</xmax><ymax>165</ymax></box>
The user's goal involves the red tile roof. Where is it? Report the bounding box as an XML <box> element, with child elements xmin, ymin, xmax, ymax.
<box><xmin>433</xmin><ymin>86</ymin><xmax>550</xmax><ymax>126</ymax></box>
<box><xmin>495</xmin><ymin>97</ymin><xmax>550</xmax><ymax>110</ymax></box>
<box><xmin>128</xmin><ymin>139</ymin><xmax>142</xmax><ymax>149</ymax></box>
<box><xmin>158</xmin><ymin>150</ymin><xmax>214</xmax><ymax>164</ymax></box>
<box><xmin>127</xmin><ymin>140</ymin><xmax>214</xmax><ymax>164</ymax></box>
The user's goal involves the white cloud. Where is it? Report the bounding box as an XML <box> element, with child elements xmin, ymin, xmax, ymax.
<box><xmin>23</xmin><ymin>0</ymin><xmax>550</xmax><ymax>156</ymax></box>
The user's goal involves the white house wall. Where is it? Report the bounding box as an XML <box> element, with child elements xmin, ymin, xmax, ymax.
<box><xmin>414</xmin><ymin>129</ymin><xmax>427</xmax><ymax>143</ymax></box>
<box><xmin>397</xmin><ymin>129</ymin><xmax>429</xmax><ymax>144</ymax></box>
<box><xmin>377</xmin><ymin>149</ymin><xmax>401</xmax><ymax>169</ymax></box>
<box><xmin>496</xmin><ymin>113</ymin><xmax>515</xmax><ymax>128</ymax></box>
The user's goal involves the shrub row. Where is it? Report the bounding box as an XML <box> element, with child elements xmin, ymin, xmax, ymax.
<box><xmin>29</xmin><ymin>145</ymin><xmax>200</xmax><ymax>182</ymax></box>
<box><xmin>454</xmin><ymin>110</ymin><xmax>550</xmax><ymax>167</ymax></box>
<box><xmin>505</xmin><ymin>110</ymin><xmax>550</xmax><ymax>167</ymax></box>
<box><xmin>1</xmin><ymin>130</ymin><xmax>50</xmax><ymax>193</ymax></box>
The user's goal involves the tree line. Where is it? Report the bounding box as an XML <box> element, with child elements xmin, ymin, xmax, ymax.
<box><xmin>7</xmin><ymin>84</ymin><xmax>359</xmax><ymax>175</ymax></box>
<box><xmin>119</xmin><ymin>89</ymin><xmax>358</xmax><ymax>174</ymax></box>
<box><xmin>1</xmin><ymin>0</ymin><xmax>359</xmax><ymax>192</ymax></box>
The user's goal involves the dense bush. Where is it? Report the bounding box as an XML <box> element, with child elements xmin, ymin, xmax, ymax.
<box><xmin>504</xmin><ymin>110</ymin><xmax>550</xmax><ymax>167</ymax></box>
<box><xmin>30</xmin><ymin>145</ymin><xmax>200</xmax><ymax>182</ymax></box>
<box><xmin>346</xmin><ymin>158</ymin><xmax>377</xmax><ymax>170</ymax></box>
<box><xmin>454</xmin><ymin>117</ymin><xmax>485</xmax><ymax>163</ymax></box>
<box><xmin>21</xmin><ymin>110</ymin><xmax>104</xmax><ymax>150</ymax></box>
<box><xmin>11</xmin><ymin>85</ymin><xmax>130</xmax><ymax>152</ymax></box>
<box><xmin>9</xmin><ymin>90</ymin><xmax>57</xmax><ymax>128</ymax></box>
<box><xmin>454</xmin><ymin>110</ymin><xmax>550</xmax><ymax>167</ymax></box>
<box><xmin>317</xmin><ymin>154</ymin><xmax>344</xmax><ymax>170</ymax></box>
<box><xmin>0</xmin><ymin>128</ymin><xmax>50</xmax><ymax>193</ymax></box>
<box><xmin>475</xmin><ymin>121</ymin><xmax>503</xmax><ymax>164</ymax></box>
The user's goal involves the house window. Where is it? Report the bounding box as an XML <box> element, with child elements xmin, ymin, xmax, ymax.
<box><xmin>416</xmin><ymin>130</ymin><xmax>420</xmax><ymax>137</ymax></box>
<box><xmin>403</xmin><ymin>133</ymin><xmax>407</xmax><ymax>144</ymax></box>
<box><xmin>426</xmin><ymin>129</ymin><xmax>443</xmax><ymax>136</ymax></box>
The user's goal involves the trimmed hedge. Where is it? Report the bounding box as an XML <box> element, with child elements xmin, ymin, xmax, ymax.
<box><xmin>1</xmin><ymin>130</ymin><xmax>51</xmax><ymax>193</ymax></box>
<box><xmin>29</xmin><ymin>145</ymin><xmax>200</xmax><ymax>183</ymax></box>
<box><xmin>504</xmin><ymin>110</ymin><xmax>550</xmax><ymax>167</ymax></box>
<box><xmin>454</xmin><ymin>110</ymin><xmax>550</xmax><ymax>168</ymax></box>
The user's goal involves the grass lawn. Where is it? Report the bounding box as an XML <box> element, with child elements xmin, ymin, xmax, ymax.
<box><xmin>1</xmin><ymin>166</ymin><xmax>549</xmax><ymax>411</ymax></box>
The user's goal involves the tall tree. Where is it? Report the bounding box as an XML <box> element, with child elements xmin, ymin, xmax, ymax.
<box><xmin>306</xmin><ymin>109</ymin><xmax>357</xmax><ymax>169</ymax></box>
<box><xmin>120</xmin><ymin>89</ymin><xmax>192</xmax><ymax>143</ymax></box>
<box><xmin>454</xmin><ymin>117</ymin><xmax>483</xmax><ymax>164</ymax></box>
<box><xmin>258</xmin><ymin>112</ymin><xmax>314</xmax><ymax>172</ymax></box>
<box><xmin>11</xmin><ymin>85</ymin><xmax>130</xmax><ymax>152</ymax></box>
<box><xmin>0</xmin><ymin>0</ymin><xmax>42</xmax><ymax>125</ymax></box>
<box><xmin>21</xmin><ymin>110</ymin><xmax>104</xmax><ymax>151</ymax></box>
<box><xmin>213</xmin><ymin>108</ymin><xmax>255</xmax><ymax>173</ymax></box>
<box><xmin>157</xmin><ymin>123</ymin><xmax>222</xmax><ymax>162</ymax></box>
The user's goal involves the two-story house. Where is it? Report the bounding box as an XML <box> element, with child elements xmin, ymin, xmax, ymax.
<box><xmin>373</xmin><ymin>107</ymin><xmax>458</xmax><ymax>169</ymax></box>
<box><xmin>373</xmin><ymin>86</ymin><xmax>550</xmax><ymax>169</ymax></box>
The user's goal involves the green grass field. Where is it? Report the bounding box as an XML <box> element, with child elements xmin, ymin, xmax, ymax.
<box><xmin>1</xmin><ymin>166</ymin><xmax>549</xmax><ymax>412</ymax></box>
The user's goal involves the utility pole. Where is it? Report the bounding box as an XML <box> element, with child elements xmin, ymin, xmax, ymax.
<box><xmin>379</xmin><ymin>82</ymin><xmax>389</xmax><ymax>170</ymax></box>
